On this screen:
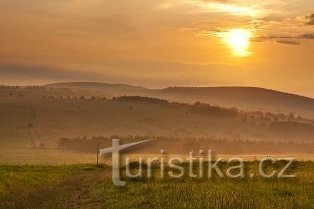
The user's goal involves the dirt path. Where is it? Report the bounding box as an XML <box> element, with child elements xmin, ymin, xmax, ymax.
<box><xmin>57</xmin><ymin>167</ymin><xmax>112</xmax><ymax>209</ymax></box>
<box><xmin>4</xmin><ymin>168</ymin><xmax>109</xmax><ymax>209</ymax></box>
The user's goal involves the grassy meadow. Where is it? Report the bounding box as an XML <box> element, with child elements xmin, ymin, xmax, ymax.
<box><xmin>0</xmin><ymin>87</ymin><xmax>313</xmax><ymax>208</ymax></box>
<box><xmin>0</xmin><ymin>161</ymin><xmax>313</xmax><ymax>209</ymax></box>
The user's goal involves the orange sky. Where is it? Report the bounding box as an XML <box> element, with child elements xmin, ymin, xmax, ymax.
<box><xmin>0</xmin><ymin>0</ymin><xmax>313</xmax><ymax>97</ymax></box>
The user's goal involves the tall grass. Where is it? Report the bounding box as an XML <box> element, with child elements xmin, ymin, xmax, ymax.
<box><xmin>0</xmin><ymin>162</ymin><xmax>313</xmax><ymax>209</ymax></box>
<box><xmin>86</xmin><ymin>161</ymin><xmax>314</xmax><ymax>209</ymax></box>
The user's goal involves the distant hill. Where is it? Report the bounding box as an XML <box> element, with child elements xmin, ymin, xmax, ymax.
<box><xmin>45</xmin><ymin>82</ymin><xmax>147</xmax><ymax>98</ymax></box>
<box><xmin>45</xmin><ymin>82</ymin><xmax>146</xmax><ymax>91</ymax></box>
<box><xmin>146</xmin><ymin>87</ymin><xmax>314</xmax><ymax>118</ymax></box>
<box><xmin>5</xmin><ymin>82</ymin><xmax>314</xmax><ymax>118</ymax></box>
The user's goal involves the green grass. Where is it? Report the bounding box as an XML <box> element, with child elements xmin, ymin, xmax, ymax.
<box><xmin>0</xmin><ymin>162</ymin><xmax>313</xmax><ymax>209</ymax></box>
<box><xmin>85</xmin><ymin>161</ymin><xmax>314</xmax><ymax>209</ymax></box>
<box><xmin>0</xmin><ymin>165</ymin><xmax>104</xmax><ymax>209</ymax></box>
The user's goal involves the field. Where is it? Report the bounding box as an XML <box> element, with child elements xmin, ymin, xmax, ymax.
<box><xmin>0</xmin><ymin>162</ymin><xmax>313</xmax><ymax>209</ymax></box>
<box><xmin>0</xmin><ymin>85</ymin><xmax>313</xmax><ymax>209</ymax></box>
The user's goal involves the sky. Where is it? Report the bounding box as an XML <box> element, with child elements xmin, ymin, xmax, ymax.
<box><xmin>0</xmin><ymin>0</ymin><xmax>313</xmax><ymax>97</ymax></box>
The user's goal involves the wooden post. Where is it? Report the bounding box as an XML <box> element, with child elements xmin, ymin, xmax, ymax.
<box><xmin>96</xmin><ymin>144</ymin><xmax>99</xmax><ymax>167</ymax></box>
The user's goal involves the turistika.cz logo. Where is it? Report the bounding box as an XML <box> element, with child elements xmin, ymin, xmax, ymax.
<box><xmin>100</xmin><ymin>139</ymin><xmax>296</xmax><ymax>186</ymax></box>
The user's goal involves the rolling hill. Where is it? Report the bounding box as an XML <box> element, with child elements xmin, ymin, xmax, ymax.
<box><xmin>45</xmin><ymin>82</ymin><xmax>314</xmax><ymax>118</ymax></box>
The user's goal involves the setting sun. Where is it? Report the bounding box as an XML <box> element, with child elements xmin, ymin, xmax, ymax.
<box><xmin>222</xmin><ymin>28</ymin><xmax>252</xmax><ymax>57</ymax></box>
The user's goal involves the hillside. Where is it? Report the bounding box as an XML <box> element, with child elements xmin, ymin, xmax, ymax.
<box><xmin>45</xmin><ymin>82</ymin><xmax>147</xmax><ymax>98</ymax></box>
<box><xmin>142</xmin><ymin>87</ymin><xmax>314</xmax><ymax>118</ymax></box>
<box><xmin>42</xmin><ymin>83</ymin><xmax>314</xmax><ymax>118</ymax></box>
<box><xmin>0</xmin><ymin>93</ymin><xmax>313</xmax><ymax>148</ymax></box>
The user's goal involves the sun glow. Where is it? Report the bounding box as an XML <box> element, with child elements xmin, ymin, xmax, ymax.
<box><xmin>221</xmin><ymin>28</ymin><xmax>252</xmax><ymax>57</ymax></box>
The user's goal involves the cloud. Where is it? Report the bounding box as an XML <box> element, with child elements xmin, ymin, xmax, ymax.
<box><xmin>276</xmin><ymin>40</ymin><xmax>300</xmax><ymax>45</ymax></box>
<box><xmin>283</xmin><ymin>33</ymin><xmax>314</xmax><ymax>40</ymax></box>
<box><xmin>255</xmin><ymin>33</ymin><xmax>314</xmax><ymax>44</ymax></box>
<box><xmin>0</xmin><ymin>63</ymin><xmax>104</xmax><ymax>81</ymax></box>
<box><xmin>0</xmin><ymin>58</ymin><xmax>252</xmax><ymax>87</ymax></box>
<box><xmin>199</xmin><ymin>0</ymin><xmax>235</xmax><ymax>2</ymax></box>
<box><xmin>305</xmin><ymin>13</ymin><xmax>314</xmax><ymax>25</ymax></box>
<box><xmin>299</xmin><ymin>33</ymin><xmax>314</xmax><ymax>39</ymax></box>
